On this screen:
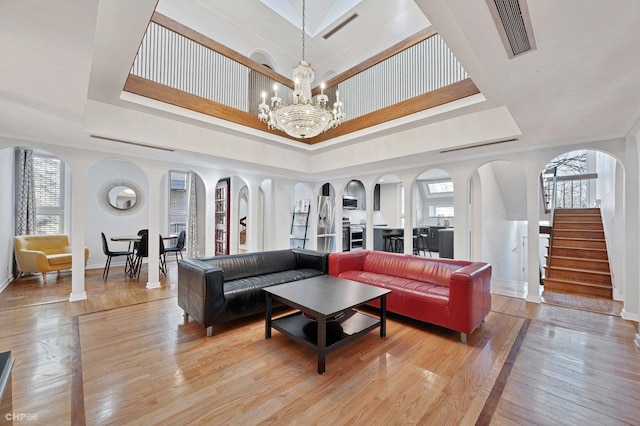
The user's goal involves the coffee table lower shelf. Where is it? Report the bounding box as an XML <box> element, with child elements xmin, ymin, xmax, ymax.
<box><xmin>269</xmin><ymin>310</ymin><xmax>382</xmax><ymax>373</ymax></box>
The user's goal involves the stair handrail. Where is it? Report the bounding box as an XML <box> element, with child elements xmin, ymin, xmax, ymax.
<box><xmin>550</xmin><ymin>167</ymin><xmax>558</xmax><ymax>225</ymax></box>
<box><xmin>545</xmin><ymin>167</ymin><xmax>558</xmax><ymax>280</ymax></box>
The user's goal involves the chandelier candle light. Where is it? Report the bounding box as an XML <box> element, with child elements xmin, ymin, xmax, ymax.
<box><xmin>258</xmin><ymin>0</ymin><xmax>345</xmax><ymax>139</ymax></box>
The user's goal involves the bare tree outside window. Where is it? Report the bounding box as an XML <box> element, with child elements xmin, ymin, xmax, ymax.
<box><xmin>542</xmin><ymin>150</ymin><xmax>591</xmax><ymax>209</ymax></box>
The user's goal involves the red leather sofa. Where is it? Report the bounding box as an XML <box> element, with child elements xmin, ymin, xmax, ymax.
<box><xmin>328</xmin><ymin>250</ymin><xmax>492</xmax><ymax>343</ymax></box>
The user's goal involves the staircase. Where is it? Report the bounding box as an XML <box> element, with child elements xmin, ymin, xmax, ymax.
<box><xmin>543</xmin><ymin>208</ymin><xmax>612</xmax><ymax>298</ymax></box>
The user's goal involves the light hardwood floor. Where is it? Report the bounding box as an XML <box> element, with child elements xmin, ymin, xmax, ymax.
<box><xmin>0</xmin><ymin>263</ymin><xmax>638</xmax><ymax>425</ymax></box>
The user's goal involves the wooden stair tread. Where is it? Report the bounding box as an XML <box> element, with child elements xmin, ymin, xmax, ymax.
<box><xmin>545</xmin><ymin>266</ymin><xmax>611</xmax><ymax>276</ymax></box>
<box><xmin>552</xmin><ymin>237</ymin><xmax>605</xmax><ymax>242</ymax></box>
<box><xmin>546</xmin><ymin>255</ymin><xmax>609</xmax><ymax>263</ymax></box>
<box><xmin>543</xmin><ymin>277</ymin><xmax>613</xmax><ymax>289</ymax></box>
<box><xmin>553</xmin><ymin>220</ymin><xmax>602</xmax><ymax>226</ymax></box>
<box><xmin>554</xmin><ymin>208</ymin><xmax>600</xmax><ymax>213</ymax></box>
<box><xmin>549</xmin><ymin>245</ymin><xmax>607</xmax><ymax>251</ymax></box>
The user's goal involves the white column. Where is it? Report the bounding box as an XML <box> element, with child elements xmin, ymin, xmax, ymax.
<box><xmin>402</xmin><ymin>177</ymin><xmax>413</xmax><ymax>255</ymax></box>
<box><xmin>69</xmin><ymin>163</ymin><xmax>89</xmax><ymax>302</ymax></box>
<box><xmin>525</xmin><ymin>164</ymin><xmax>541</xmax><ymax>303</ymax></box>
<box><xmin>335</xmin><ymin>181</ymin><xmax>345</xmax><ymax>253</ymax></box>
<box><xmin>278</xmin><ymin>180</ymin><xmax>294</xmax><ymax>250</ymax></box>
<box><xmin>450</xmin><ymin>170</ymin><xmax>470</xmax><ymax>260</ymax></box>
<box><xmin>145</xmin><ymin>167</ymin><xmax>163</xmax><ymax>289</ymax></box>
<box><xmin>623</xmin><ymin>133</ymin><xmax>640</xmax><ymax>327</ymax></box>
<box><xmin>243</xmin><ymin>177</ymin><xmax>264</xmax><ymax>253</ymax></box>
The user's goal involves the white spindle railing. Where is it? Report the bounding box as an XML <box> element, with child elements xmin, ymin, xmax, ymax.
<box><xmin>338</xmin><ymin>34</ymin><xmax>468</xmax><ymax>120</ymax></box>
<box><xmin>131</xmin><ymin>22</ymin><xmax>469</xmax><ymax>122</ymax></box>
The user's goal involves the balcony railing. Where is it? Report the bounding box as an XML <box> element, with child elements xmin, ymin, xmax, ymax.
<box><xmin>544</xmin><ymin>172</ymin><xmax>597</xmax><ymax>211</ymax></box>
<box><xmin>125</xmin><ymin>12</ymin><xmax>479</xmax><ymax>143</ymax></box>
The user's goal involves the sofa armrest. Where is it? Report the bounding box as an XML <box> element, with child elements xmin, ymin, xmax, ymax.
<box><xmin>448</xmin><ymin>262</ymin><xmax>492</xmax><ymax>334</ymax></box>
<box><xmin>15</xmin><ymin>249</ymin><xmax>51</xmax><ymax>273</ymax></box>
<box><xmin>292</xmin><ymin>249</ymin><xmax>329</xmax><ymax>273</ymax></box>
<box><xmin>178</xmin><ymin>258</ymin><xmax>226</xmax><ymax>326</ymax></box>
<box><xmin>328</xmin><ymin>250</ymin><xmax>368</xmax><ymax>276</ymax></box>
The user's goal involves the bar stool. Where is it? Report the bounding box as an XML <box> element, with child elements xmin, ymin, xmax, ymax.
<box><xmin>392</xmin><ymin>236</ymin><xmax>404</xmax><ymax>253</ymax></box>
<box><xmin>383</xmin><ymin>232</ymin><xmax>402</xmax><ymax>252</ymax></box>
<box><xmin>383</xmin><ymin>234</ymin><xmax>395</xmax><ymax>252</ymax></box>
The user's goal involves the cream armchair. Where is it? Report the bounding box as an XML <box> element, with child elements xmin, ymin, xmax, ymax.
<box><xmin>13</xmin><ymin>235</ymin><xmax>89</xmax><ymax>283</ymax></box>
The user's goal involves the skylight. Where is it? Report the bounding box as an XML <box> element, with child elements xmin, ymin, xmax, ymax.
<box><xmin>259</xmin><ymin>0</ymin><xmax>362</xmax><ymax>37</ymax></box>
<box><xmin>427</xmin><ymin>181</ymin><xmax>453</xmax><ymax>194</ymax></box>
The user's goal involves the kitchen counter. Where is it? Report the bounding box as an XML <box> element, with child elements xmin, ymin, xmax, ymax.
<box><xmin>372</xmin><ymin>226</ymin><xmax>453</xmax><ymax>254</ymax></box>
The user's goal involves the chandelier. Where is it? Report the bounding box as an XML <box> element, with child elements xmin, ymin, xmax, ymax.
<box><xmin>258</xmin><ymin>0</ymin><xmax>345</xmax><ymax>139</ymax></box>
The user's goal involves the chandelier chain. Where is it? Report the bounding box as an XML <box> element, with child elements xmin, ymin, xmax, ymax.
<box><xmin>301</xmin><ymin>0</ymin><xmax>306</xmax><ymax>61</ymax></box>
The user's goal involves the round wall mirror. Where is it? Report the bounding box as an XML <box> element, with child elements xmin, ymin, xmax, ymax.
<box><xmin>108</xmin><ymin>185</ymin><xmax>138</xmax><ymax>210</ymax></box>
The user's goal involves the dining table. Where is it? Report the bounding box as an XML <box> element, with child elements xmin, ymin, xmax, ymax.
<box><xmin>110</xmin><ymin>234</ymin><xmax>178</xmax><ymax>278</ymax></box>
<box><xmin>110</xmin><ymin>234</ymin><xmax>178</xmax><ymax>243</ymax></box>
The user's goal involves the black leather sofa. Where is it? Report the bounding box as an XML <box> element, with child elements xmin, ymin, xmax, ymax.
<box><xmin>178</xmin><ymin>249</ymin><xmax>329</xmax><ymax>336</ymax></box>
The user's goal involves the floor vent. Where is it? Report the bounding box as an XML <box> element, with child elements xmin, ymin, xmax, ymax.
<box><xmin>323</xmin><ymin>13</ymin><xmax>359</xmax><ymax>40</ymax></box>
<box><xmin>486</xmin><ymin>0</ymin><xmax>536</xmax><ymax>58</ymax></box>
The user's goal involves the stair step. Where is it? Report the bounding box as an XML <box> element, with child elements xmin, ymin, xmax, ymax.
<box><xmin>549</xmin><ymin>246</ymin><xmax>609</xmax><ymax>260</ymax></box>
<box><xmin>553</xmin><ymin>229</ymin><xmax>605</xmax><ymax>239</ymax></box>
<box><xmin>554</xmin><ymin>208</ymin><xmax>601</xmax><ymax>215</ymax></box>
<box><xmin>545</xmin><ymin>266</ymin><xmax>612</xmax><ymax>285</ymax></box>
<box><xmin>551</xmin><ymin>237</ymin><xmax>606</xmax><ymax>249</ymax></box>
<box><xmin>545</xmin><ymin>255</ymin><xmax>610</xmax><ymax>272</ymax></box>
<box><xmin>552</xmin><ymin>214</ymin><xmax>601</xmax><ymax>222</ymax></box>
<box><xmin>543</xmin><ymin>278</ymin><xmax>613</xmax><ymax>298</ymax></box>
<box><xmin>553</xmin><ymin>221</ymin><xmax>603</xmax><ymax>231</ymax></box>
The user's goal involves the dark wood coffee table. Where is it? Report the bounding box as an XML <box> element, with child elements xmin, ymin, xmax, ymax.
<box><xmin>264</xmin><ymin>275</ymin><xmax>391</xmax><ymax>374</ymax></box>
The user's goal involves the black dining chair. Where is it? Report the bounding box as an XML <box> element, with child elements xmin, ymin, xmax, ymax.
<box><xmin>100</xmin><ymin>232</ymin><xmax>134</xmax><ymax>280</ymax></box>
<box><xmin>133</xmin><ymin>233</ymin><xmax>167</xmax><ymax>280</ymax></box>
<box><xmin>164</xmin><ymin>230</ymin><xmax>186</xmax><ymax>262</ymax></box>
<box><xmin>133</xmin><ymin>229</ymin><xmax>148</xmax><ymax>252</ymax></box>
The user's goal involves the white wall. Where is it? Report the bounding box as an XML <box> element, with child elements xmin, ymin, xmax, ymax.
<box><xmin>0</xmin><ymin>148</ymin><xmax>15</xmax><ymax>291</ymax></box>
<box><xmin>595</xmin><ymin>151</ymin><xmax>623</xmax><ymax>296</ymax></box>
<box><xmin>414</xmin><ymin>181</ymin><xmax>455</xmax><ymax>228</ymax></box>
<box><xmin>478</xmin><ymin>162</ymin><xmax>522</xmax><ymax>282</ymax></box>
<box><xmin>378</xmin><ymin>183</ymin><xmax>401</xmax><ymax>227</ymax></box>
<box><xmin>84</xmin><ymin>159</ymin><xmax>149</xmax><ymax>270</ymax></box>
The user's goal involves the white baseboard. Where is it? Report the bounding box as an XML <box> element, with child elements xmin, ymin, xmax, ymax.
<box><xmin>613</xmin><ymin>287</ymin><xmax>623</xmax><ymax>301</ymax></box>
<box><xmin>525</xmin><ymin>294</ymin><xmax>541</xmax><ymax>304</ymax></box>
<box><xmin>69</xmin><ymin>291</ymin><xmax>87</xmax><ymax>302</ymax></box>
<box><xmin>621</xmin><ymin>309</ymin><xmax>639</xmax><ymax>322</ymax></box>
<box><xmin>0</xmin><ymin>276</ymin><xmax>11</xmax><ymax>294</ymax></box>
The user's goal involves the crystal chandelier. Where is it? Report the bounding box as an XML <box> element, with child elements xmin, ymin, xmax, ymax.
<box><xmin>258</xmin><ymin>0</ymin><xmax>345</xmax><ymax>139</ymax></box>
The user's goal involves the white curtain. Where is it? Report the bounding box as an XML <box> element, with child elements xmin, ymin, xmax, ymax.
<box><xmin>186</xmin><ymin>172</ymin><xmax>200</xmax><ymax>258</ymax></box>
<box><xmin>16</xmin><ymin>147</ymin><xmax>36</xmax><ymax>235</ymax></box>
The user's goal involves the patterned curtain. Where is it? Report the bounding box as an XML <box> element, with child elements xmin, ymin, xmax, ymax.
<box><xmin>186</xmin><ymin>172</ymin><xmax>200</xmax><ymax>258</ymax></box>
<box><xmin>16</xmin><ymin>147</ymin><xmax>36</xmax><ymax>235</ymax></box>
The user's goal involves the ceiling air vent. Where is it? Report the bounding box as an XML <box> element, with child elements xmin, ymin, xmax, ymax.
<box><xmin>439</xmin><ymin>138</ymin><xmax>519</xmax><ymax>153</ymax></box>
<box><xmin>486</xmin><ymin>0</ymin><xmax>536</xmax><ymax>58</ymax></box>
<box><xmin>323</xmin><ymin>13</ymin><xmax>359</xmax><ymax>40</ymax></box>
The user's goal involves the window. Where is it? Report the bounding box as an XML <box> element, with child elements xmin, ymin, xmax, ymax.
<box><xmin>169</xmin><ymin>171</ymin><xmax>188</xmax><ymax>234</ymax></box>
<box><xmin>427</xmin><ymin>181</ymin><xmax>453</xmax><ymax>194</ymax></box>
<box><xmin>429</xmin><ymin>205</ymin><xmax>454</xmax><ymax>218</ymax></box>
<box><xmin>33</xmin><ymin>154</ymin><xmax>65</xmax><ymax>235</ymax></box>
<box><xmin>170</xmin><ymin>171</ymin><xmax>187</xmax><ymax>190</ymax></box>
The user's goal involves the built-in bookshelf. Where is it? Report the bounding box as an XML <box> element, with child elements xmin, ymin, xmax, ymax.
<box><xmin>215</xmin><ymin>178</ymin><xmax>230</xmax><ymax>255</ymax></box>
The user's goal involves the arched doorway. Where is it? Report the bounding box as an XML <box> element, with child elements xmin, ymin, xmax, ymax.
<box><xmin>317</xmin><ymin>183</ymin><xmax>336</xmax><ymax>252</ymax></box>
<box><xmin>540</xmin><ymin>149</ymin><xmax>623</xmax><ymax>301</ymax></box>
<box><xmin>413</xmin><ymin>169</ymin><xmax>454</xmax><ymax>258</ymax></box>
